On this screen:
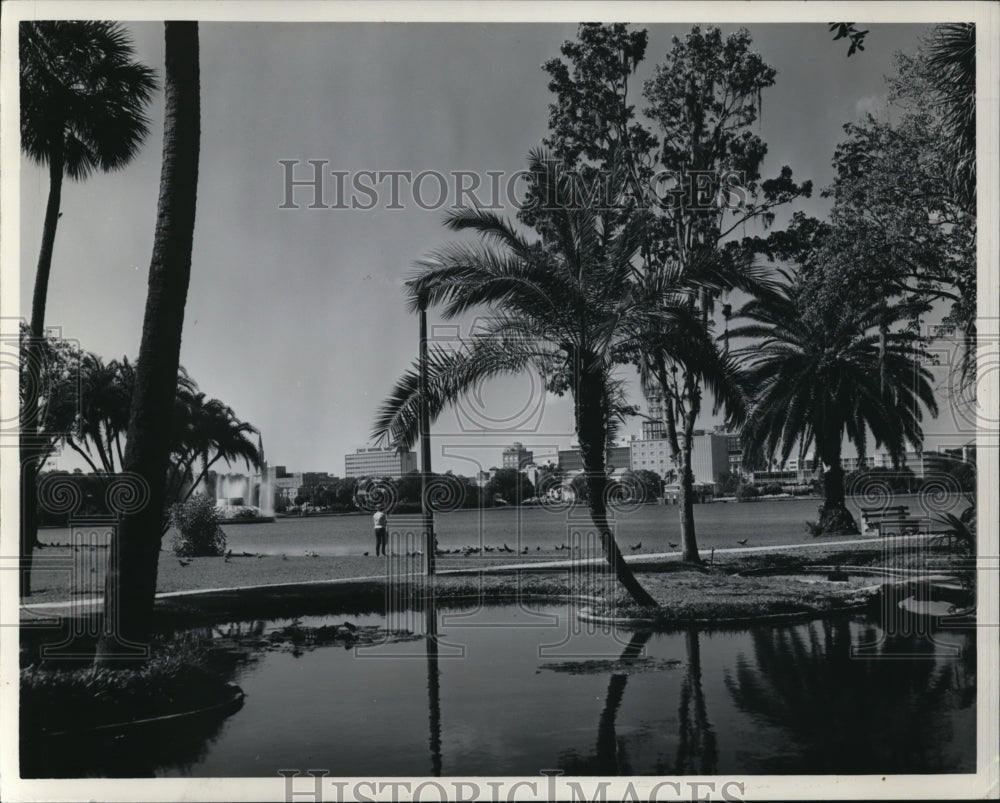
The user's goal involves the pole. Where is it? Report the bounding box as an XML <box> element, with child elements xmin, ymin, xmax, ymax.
<box><xmin>419</xmin><ymin>304</ymin><xmax>436</xmax><ymax>575</ymax></box>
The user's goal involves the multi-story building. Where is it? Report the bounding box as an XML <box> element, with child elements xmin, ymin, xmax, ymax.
<box><xmin>502</xmin><ymin>442</ymin><xmax>534</xmax><ymax>470</ymax></box>
<box><xmin>558</xmin><ymin>445</ymin><xmax>631</xmax><ymax>474</ymax></box>
<box><xmin>640</xmin><ymin>385</ymin><xmax>667</xmax><ymax>440</ymax></box>
<box><xmin>345</xmin><ymin>447</ymin><xmax>418</xmax><ymax>479</ymax></box>
<box><xmin>629</xmin><ymin>432</ymin><xmax>732</xmax><ymax>485</ymax></box>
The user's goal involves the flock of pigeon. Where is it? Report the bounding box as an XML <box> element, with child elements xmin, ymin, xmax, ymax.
<box><xmin>175</xmin><ymin>537</ymin><xmax>754</xmax><ymax>566</ymax></box>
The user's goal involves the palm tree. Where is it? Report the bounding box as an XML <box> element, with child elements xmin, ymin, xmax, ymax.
<box><xmin>20</xmin><ymin>21</ymin><xmax>157</xmax><ymax>342</ymax></box>
<box><xmin>729</xmin><ymin>271</ymin><xmax>938</xmax><ymax>534</ymax></box>
<box><xmin>96</xmin><ymin>21</ymin><xmax>200</xmax><ymax>662</ymax></box>
<box><xmin>924</xmin><ymin>23</ymin><xmax>975</xmax><ymax>215</ymax></box>
<box><xmin>165</xmin><ymin>391</ymin><xmax>260</xmax><ymax>512</ymax></box>
<box><xmin>19</xmin><ymin>21</ymin><xmax>156</xmax><ymax>596</ymax></box>
<box><xmin>373</xmin><ymin>152</ymin><xmax>725</xmax><ymax>607</ymax></box>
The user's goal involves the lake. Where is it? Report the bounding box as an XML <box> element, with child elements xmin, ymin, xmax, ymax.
<box><xmin>39</xmin><ymin>493</ymin><xmax>970</xmax><ymax>557</ymax></box>
<box><xmin>28</xmin><ymin>600</ymin><xmax>975</xmax><ymax>777</ymax></box>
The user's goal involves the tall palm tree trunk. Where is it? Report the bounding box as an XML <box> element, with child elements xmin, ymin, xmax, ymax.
<box><xmin>20</xmin><ymin>144</ymin><xmax>65</xmax><ymax>597</ymax></box>
<box><xmin>96</xmin><ymin>22</ymin><xmax>200</xmax><ymax>663</ymax></box>
<box><xmin>818</xmin><ymin>452</ymin><xmax>858</xmax><ymax>535</ymax></box>
<box><xmin>30</xmin><ymin>143</ymin><xmax>65</xmax><ymax>343</ymax></box>
<box><xmin>577</xmin><ymin>375</ymin><xmax>657</xmax><ymax>608</ymax></box>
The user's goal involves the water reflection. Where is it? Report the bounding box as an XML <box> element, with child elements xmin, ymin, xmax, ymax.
<box><xmin>724</xmin><ymin>618</ymin><xmax>976</xmax><ymax>773</ymax></box>
<box><xmin>426</xmin><ymin>600</ymin><xmax>442</xmax><ymax>776</ymax></box>
<box><xmin>670</xmin><ymin>628</ymin><xmax>717</xmax><ymax>775</ymax></box>
<box><xmin>25</xmin><ymin>605</ymin><xmax>975</xmax><ymax>777</ymax></box>
<box><xmin>559</xmin><ymin>629</ymin><xmax>654</xmax><ymax>775</ymax></box>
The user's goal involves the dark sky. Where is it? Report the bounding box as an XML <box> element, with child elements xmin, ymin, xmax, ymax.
<box><xmin>18</xmin><ymin>18</ymin><xmax>968</xmax><ymax>475</ymax></box>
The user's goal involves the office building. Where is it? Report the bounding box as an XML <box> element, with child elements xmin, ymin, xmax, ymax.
<box><xmin>345</xmin><ymin>447</ymin><xmax>418</xmax><ymax>479</ymax></box>
<box><xmin>502</xmin><ymin>442</ymin><xmax>534</xmax><ymax>470</ymax></box>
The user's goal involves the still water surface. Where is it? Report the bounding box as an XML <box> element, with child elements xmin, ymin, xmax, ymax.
<box><xmin>48</xmin><ymin>601</ymin><xmax>975</xmax><ymax>777</ymax></box>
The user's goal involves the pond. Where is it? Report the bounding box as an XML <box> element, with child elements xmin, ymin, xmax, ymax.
<box><xmin>30</xmin><ymin>600</ymin><xmax>976</xmax><ymax>778</ymax></box>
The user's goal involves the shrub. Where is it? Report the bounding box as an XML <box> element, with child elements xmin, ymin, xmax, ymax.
<box><xmin>21</xmin><ymin>642</ymin><xmax>236</xmax><ymax>735</ymax></box>
<box><xmin>735</xmin><ymin>483</ymin><xmax>761</xmax><ymax>501</ymax></box>
<box><xmin>170</xmin><ymin>494</ymin><xmax>226</xmax><ymax>557</ymax></box>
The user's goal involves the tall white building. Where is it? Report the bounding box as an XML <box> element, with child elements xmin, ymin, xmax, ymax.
<box><xmin>345</xmin><ymin>447</ymin><xmax>418</xmax><ymax>479</ymax></box>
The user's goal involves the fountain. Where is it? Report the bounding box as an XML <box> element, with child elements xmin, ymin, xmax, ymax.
<box><xmin>210</xmin><ymin>435</ymin><xmax>275</xmax><ymax>521</ymax></box>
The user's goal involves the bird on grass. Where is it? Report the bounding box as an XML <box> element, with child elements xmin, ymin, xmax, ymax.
<box><xmin>363</xmin><ymin>551</ymin><xmax>369</xmax><ymax>556</ymax></box>
<box><xmin>668</xmin><ymin>542</ymin><xmax>678</xmax><ymax>549</ymax></box>
<box><xmin>736</xmin><ymin>538</ymin><xmax>749</xmax><ymax>545</ymax></box>
<box><xmin>522</xmin><ymin>547</ymin><xmax>529</xmax><ymax>554</ymax></box>
<box><xmin>629</xmin><ymin>543</ymin><xmax>642</xmax><ymax>551</ymax></box>
<box><xmin>178</xmin><ymin>559</ymin><xmax>191</xmax><ymax>567</ymax></box>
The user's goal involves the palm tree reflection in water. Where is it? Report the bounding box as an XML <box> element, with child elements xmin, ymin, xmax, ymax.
<box><xmin>671</xmin><ymin>628</ymin><xmax>718</xmax><ymax>775</ymax></box>
<box><xmin>724</xmin><ymin>618</ymin><xmax>976</xmax><ymax>773</ymax></box>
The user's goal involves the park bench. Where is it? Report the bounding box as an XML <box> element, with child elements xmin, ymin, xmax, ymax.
<box><xmin>859</xmin><ymin>505</ymin><xmax>925</xmax><ymax>537</ymax></box>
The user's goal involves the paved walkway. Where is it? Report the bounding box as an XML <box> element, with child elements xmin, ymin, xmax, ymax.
<box><xmin>18</xmin><ymin>533</ymin><xmax>934</xmax><ymax>618</ymax></box>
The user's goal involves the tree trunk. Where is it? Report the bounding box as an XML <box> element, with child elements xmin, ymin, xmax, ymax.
<box><xmin>96</xmin><ymin>22</ymin><xmax>200</xmax><ymax>663</ymax></box>
<box><xmin>819</xmin><ymin>458</ymin><xmax>859</xmax><ymax>535</ymax></box>
<box><xmin>577</xmin><ymin>373</ymin><xmax>657</xmax><ymax>608</ymax></box>
<box><xmin>678</xmin><ymin>431</ymin><xmax>700</xmax><ymax>563</ymax></box>
<box><xmin>30</xmin><ymin>144</ymin><xmax>65</xmax><ymax>341</ymax></box>
<box><xmin>677</xmin><ymin>378</ymin><xmax>702</xmax><ymax>563</ymax></box>
<box><xmin>20</xmin><ymin>143</ymin><xmax>65</xmax><ymax>597</ymax></box>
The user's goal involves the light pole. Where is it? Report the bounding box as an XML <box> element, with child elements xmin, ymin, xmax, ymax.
<box><xmin>415</xmin><ymin>288</ymin><xmax>436</xmax><ymax>576</ymax></box>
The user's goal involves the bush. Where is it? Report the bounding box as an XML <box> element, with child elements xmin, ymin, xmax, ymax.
<box><xmin>170</xmin><ymin>494</ymin><xmax>226</xmax><ymax>557</ymax></box>
<box><xmin>21</xmin><ymin>642</ymin><xmax>236</xmax><ymax>735</ymax></box>
<box><xmin>735</xmin><ymin>483</ymin><xmax>761</xmax><ymax>501</ymax></box>
<box><xmin>761</xmin><ymin>482</ymin><xmax>784</xmax><ymax>496</ymax></box>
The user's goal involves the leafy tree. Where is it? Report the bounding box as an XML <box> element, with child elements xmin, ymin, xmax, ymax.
<box><xmin>828</xmin><ymin>23</ymin><xmax>869</xmax><ymax>57</ymax></box>
<box><xmin>715</xmin><ymin>471</ymin><xmax>740</xmax><ymax>496</ymax></box>
<box><xmin>637</xmin><ymin>26</ymin><xmax>810</xmax><ymax>561</ymax></box>
<box><xmin>97</xmin><ymin>22</ymin><xmax>201</xmax><ymax>662</ymax></box>
<box><xmin>730</xmin><ymin>272</ymin><xmax>938</xmax><ymax>534</ymax></box>
<box><xmin>534</xmin><ymin>25</ymin><xmax>812</xmax><ymax>562</ymax></box>
<box><xmin>19</xmin><ymin>23</ymin><xmax>156</xmax><ymax>595</ymax></box>
<box><xmin>486</xmin><ymin>468</ymin><xmax>535</xmax><ymax>506</ymax></box>
<box><xmin>818</xmin><ymin>32</ymin><xmax>976</xmax><ymax>390</ymax></box>
<box><xmin>628</xmin><ymin>468</ymin><xmax>664</xmax><ymax>502</ymax></box>
<box><xmin>395</xmin><ymin>471</ymin><xmax>424</xmax><ymax>505</ymax></box>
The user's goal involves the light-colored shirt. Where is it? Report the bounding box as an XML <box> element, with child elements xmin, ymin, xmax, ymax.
<box><xmin>373</xmin><ymin>511</ymin><xmax>387</xmax><ymax>529</ymax></box>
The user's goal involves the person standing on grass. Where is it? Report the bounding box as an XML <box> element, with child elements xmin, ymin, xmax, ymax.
<box><xmin>373</xmin><ymin>507</ymin><xmax>388</xmax><ymax>556</ymax></box>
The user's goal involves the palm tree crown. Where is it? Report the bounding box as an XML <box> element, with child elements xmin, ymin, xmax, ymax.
<box><xmin>730</xmin><ymin>271</ymin><xmax>938</xmax><ymax>529</ymax></box>
<box><xmin>20</xmin><ymin>21</ymin><xmax>158</xmax><ymax>178</ymax></box>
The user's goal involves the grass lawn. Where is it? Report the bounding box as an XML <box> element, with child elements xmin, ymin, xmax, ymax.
<box><xmin>21</xmin><ymin>536</ymin><xmax>969</xmax><ymax>629</ymax></box>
